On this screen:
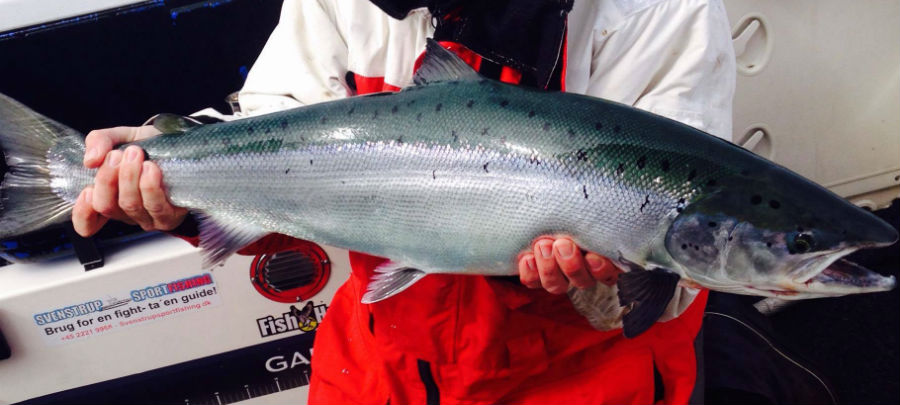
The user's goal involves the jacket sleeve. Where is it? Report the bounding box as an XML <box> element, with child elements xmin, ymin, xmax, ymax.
<box><xmin>574</xmin><ymin>0</ymin><xmax>736</xmax><ymax>140</ymax></box>
<box><xmin>237</xmin><ymin>0</ymin><xmax>352</xmax><ymax>116</ymax></box>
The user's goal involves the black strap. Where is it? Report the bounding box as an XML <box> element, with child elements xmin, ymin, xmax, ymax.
<box><xmin>65</xmin><ymin>222</ymin><xmax>104</xmax><ymax>271</ymax></box>
<box><xmin>416</xmin><ymin>359</ymin><xmax>440</xmax><ymax>405</ymax></box>
<box><xmin>0</xmin><ymin>325</ymin><xmax>10</xmax><ymax>360</ymax></box>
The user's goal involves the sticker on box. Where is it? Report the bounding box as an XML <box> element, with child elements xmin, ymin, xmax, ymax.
<box><xmin>32</xmin><ymin>272</ymin><xmax>221</xmax><ymax>345</ymax></box>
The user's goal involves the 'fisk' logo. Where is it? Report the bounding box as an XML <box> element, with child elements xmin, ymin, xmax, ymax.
<box><xmin>257</xmin><ymin>301</ymin><xmax>327</xmax><ymax>338</ymax></box>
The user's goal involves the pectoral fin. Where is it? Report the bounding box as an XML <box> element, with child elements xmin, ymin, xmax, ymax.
<box><xmin>617</xmin><ymin>267</ymin><xmax>681</xmax><ymax>338</ymax></box>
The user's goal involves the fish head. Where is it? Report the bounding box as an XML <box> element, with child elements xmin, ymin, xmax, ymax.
<box><xmin>664</xmin><ymin>177</ymin><xmax>897</xmax><ymax>299</ymax></box>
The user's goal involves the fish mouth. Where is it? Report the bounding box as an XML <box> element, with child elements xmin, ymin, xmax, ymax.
<box><xmin>804</xmin><ymin>259</ymin><xmax>896</xmax><ymax>292</ymax></box>
<box><xmin>748</xmin><ymin>249</ymin><xmax>896</xmax><ymax>298</ymax></box>
<box><xmin>767</xmin><ymin>264</ymin><xmax>894</xmax><ymax>299</ymax></box>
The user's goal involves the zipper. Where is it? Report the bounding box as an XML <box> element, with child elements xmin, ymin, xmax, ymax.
<box><xmin>416</xmin><ymin>359</ymin><xmax>440</xmax><ymax>405</ymax></box>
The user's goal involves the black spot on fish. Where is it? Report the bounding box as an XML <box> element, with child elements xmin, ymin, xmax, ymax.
<box><xmin>435</xmin><ymin>103</ymin><xmax>442</xmax><ymax>112</ymax></box>
<box><xmin>528</xmin><ymin>110</ymin><xmax>535</xmax><ymax>117</ymax></box>
<box><xmin>451</xmin><ymin>131</ymin><xmax>459</xmax><ymax>142</ymax></box>
<box><xmin>280</xmin><ymin>120</ymin><xmax>288</xmax><ymax>130</ymax></box>
<box><xmin>347</xmin><ymin>107</ymin><xmax>355</xmax><ymax>115</ymax></box>
<box><xmin>636</xmin><ymin>156</ymin><xmax>646</xmax><ymax>169</ymax></box>
<box><xmin>613</xmin><ymin>125</ymin><xmax>621</xmax><ymax>133</ymax></box>
<box><xmin>341</xmin><ymin>181</ymin><xmax>345</xmax><ymax>185</ymax></box>
<box><xmin>567</xmin><ymin>128</ymin><xmax>576</xmax><ymax>139</ymax></box>
<box><xmin>397</xmin><ymin>136</ymin><xmax>403</xmax><ymax>144</ymax></box>
<box><xmin>640</xmin><ymin>195</ymin><xmax>650</xmax><ymax>213</ymax></box>
<box><xmin>576</xmin><ymin>149</ymin><xmax>587</xmax><ymax>161</ymax></box>
<box><xmin>247</xmin><ymin>126</ymin><xmax>254</xmax><ymax>134</ymax></box>
<box><xmin>767</xmin><ymin>242</ymin><xmax>773</xmax><ymax>248</ymax></box>
<box><xmin>676</xmin><ymin>198</ymin><xmax>686</xmax><ymax>213</ymax></box>
<box><xmin>416</xmin><ymin>113</ymin><xmax>422</xmax><ymax>121</ymax></box>
<box><xmin>309</xmin><ymin>159</ymin><xmax>313</xmax><ymax>165</ymax></box>
<box><xmin>319</xmin><ymin>116</ymin><xmax>327</xmax><ymax>124</ymax></box>
<box><xmin>708</xmin><ymin>221</ymin><xmax>717</xmax><ymax>228</ymax></box>
<box><xmin>407</xmin><ymin>100</ymin><xmax>416</xmax><ymax>106</ymax></box>
<box><xmin>265</xmin><ymin>128</ymin><xmax>271</xmax><ymax>134</ymax></box>
<box><xmin>583</xmin><ymin>185</ymin><xmax>588</xmax><ymax>199</ymax></box>
<box><xmin>595</xmin><ymin>122</ymin><xmax>603</xmax><ymax>130</ymax></box>
<box><xmin>694</xmin><ymin>245</ymin><xmax>700</xmax><ymax>251</ymax></box>
<box><xmin>688</xmin><ymin>169</ymin><xmax>697</xmax><ymax>181</ymax></box>
<box><xmin>769</xmin><ymin>200</ymin><xmax>781</xmax><ymax>209</ymax></box>
<box><xmin>542</xmin><ymin>122</ymin><xmax>551</xmax><ymax>131</ymax></box>
<box><xmin>500</xmin><ymin>100</ymin><xmax>509</xmax><ymax>108</ymax></box>
<box><xmin>432</xmin><ymin>170</ymin><xmax>436</xmax><ymax>180</ymax></box>
<box><xmin>466</xmin><ymin>100</ymin><xmax>474</xmax><ymax>108</ymax></box>
<box><xmin>285</xmin><ymin>168</ymin><xmax>290</xmax><ymax>174</ymax></box>
<box><xmin>751</xmin><ymin>195</ymin><xmax>762</xmax><ymax>205</ymax></box>
<box><xmin>681</xmin><ymin>244</ymin><xmax>687</xmax><ymax>250</ymax></box>
<box><xmin>372</xmin><ymin>110</ymin><xmax>379</xmax><ymax>119</ymax></box>
<box><xmin>392</xmin><ymin>105</ymin><xmax>399</xmax><ymax>114</ymax></box>
<box><xmin>661</xmin><ymin>160</ymin><xmax>670</xmax><ymax>172</ymax></box>
<box><xmin>482</xmin><ymin>128</ymin><xmax>489</xmax><ymax>136</ymax></box>
<box><xmin>483</xmin><ymin>162</ymin><xmax>490</xmax><ymax>173</ymax></box>
<box><xmin>616</xmin><ymin>163</ymin><xmax>625</xmax><ymax>175</ymax></box>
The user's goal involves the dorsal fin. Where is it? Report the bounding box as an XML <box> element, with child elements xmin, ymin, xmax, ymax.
<box><xmin>413</xmin><ymin>39</ymin><xmax>480</xmax><ymax>85</ymax></box>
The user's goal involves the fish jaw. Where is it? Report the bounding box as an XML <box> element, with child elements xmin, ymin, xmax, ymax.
<box><xmin>745</xmin><ymin>252</ymin><xmax>896</xmax><ymax>299</ymax></box>
<box><xmin>793</xmin><ymin>258</ymin><xmax>896</xmax><ymax>297</ymax></box>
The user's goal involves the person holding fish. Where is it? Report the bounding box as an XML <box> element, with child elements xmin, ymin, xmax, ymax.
<box><xmin>72</xmin><ymin>0</ymin><xmax>737</xmax><ymax>403</ymax></box>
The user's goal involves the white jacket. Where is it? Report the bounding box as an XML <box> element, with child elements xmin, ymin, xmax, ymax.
<box><xmin>239</xmin><ymin>0</ymin><xmax>735</xmax><ymax>140</ymax></box>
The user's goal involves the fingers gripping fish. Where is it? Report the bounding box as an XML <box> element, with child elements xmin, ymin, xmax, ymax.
<box><xmin>1</xmin><ymin>40</ymin><xmax>896</xmax><ymax>338</ymax></box>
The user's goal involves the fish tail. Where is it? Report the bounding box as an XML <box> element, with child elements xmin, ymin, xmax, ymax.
<box><xmin>0</xmin><ymin>92</ymin><xmax>92</xmax><ymax>239</ymax></box>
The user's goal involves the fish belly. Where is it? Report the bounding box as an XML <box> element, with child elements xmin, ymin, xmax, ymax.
<box><xmin>158</xmin><ymin>141</ymin><xmax>668</xmax><ymax>274</ymax></box>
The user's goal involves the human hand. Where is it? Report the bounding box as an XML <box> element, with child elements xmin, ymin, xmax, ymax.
<box><xmin>517</xmin><ymin>237</ymin><xmax>621</xmax><ymax>294</ymax></box>
<box><xmin>72</xmin><ymin>126</ymin><xmax>188</xmax><ymax>236</ymax></box>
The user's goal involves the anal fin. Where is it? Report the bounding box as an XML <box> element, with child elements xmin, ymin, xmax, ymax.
<box><xmin>617</xmin><ymin>267</ymin><xmax>681</xmax><ymax>338</ymax></box>
<box><xmin>197</xmin><ymin>212</ymin><xmax>267</xmax><ymax>268</ymax></box>
<box><xmin>361</xmin><ymin>261</ymin><xmax>427</xmax><ymax>304</ymax></box>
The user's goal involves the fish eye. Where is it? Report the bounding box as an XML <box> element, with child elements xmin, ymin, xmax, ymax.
<box><xmin>791</xmin><ymin>233</ymin><xmax>815</xmax><ymax>254</ymax></box>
